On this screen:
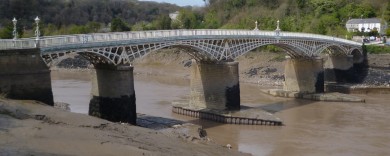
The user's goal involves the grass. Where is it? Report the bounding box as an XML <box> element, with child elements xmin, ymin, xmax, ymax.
<box><xmin>365</xmin><ymin>45</ymin><xmax>390</xmax><ymax>54</ymax></box>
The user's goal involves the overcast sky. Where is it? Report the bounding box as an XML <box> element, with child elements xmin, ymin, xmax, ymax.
<box><xmin>140</xmin><ymin>0</ymin><xmax>205</xmax><ymax>6</ymax></box>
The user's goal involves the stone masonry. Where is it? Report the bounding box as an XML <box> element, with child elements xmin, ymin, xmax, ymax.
<box><xmin>89</xmin><ymin>64</ymin><xmax>137</xmax><ymax>125</ymax></box>
<box><xmin>189</xmin><ymin>60</ymin><xmax>240</xmax><ymax>110</ymax></box>
<box><xmin>284</xmin><ymin>56</ymin><xmax>324</xmax><ymax>93</ymax></box>
<box><xmin>0</xmin><ymin>48</ymin><xmax>54</xmax><ymax>105</ymax></box>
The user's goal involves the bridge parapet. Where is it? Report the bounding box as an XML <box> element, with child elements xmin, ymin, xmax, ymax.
<box><xmin>1</xmin><ymin>29</ymin><xmax>363</xmax><ymax>67</ymax></box>
<box><xmin>0</xmin><ymin>29</ymin><xmax>361</xmax><ymax>50</ymax></box>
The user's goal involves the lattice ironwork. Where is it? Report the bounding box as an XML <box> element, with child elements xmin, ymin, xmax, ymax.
<box><xmin>0</xmin><ymin>29</ymin><xmax>362</xmax><ymax>66</ymax></box>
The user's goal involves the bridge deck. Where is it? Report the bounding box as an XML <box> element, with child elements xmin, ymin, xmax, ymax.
<box><xmin>0</xmin><ymin>29</ymin><xmax>361</xmax><ymax>50</ymax></box>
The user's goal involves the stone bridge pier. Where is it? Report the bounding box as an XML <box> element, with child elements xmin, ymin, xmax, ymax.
<box><xmin>324</xmin><ymin>54</ymin><xmax>354</xmax><ymax>83</ymax></box>
<box><xmin>189</xmin><ymin>60</ymin><xmax>240</xmax><ymax>110</ymax></box>
<box><xmin>0</xmin><ymin>49</ymin><xmax>54</xmax><ymax>105</ymax></box>
<box><xmin>89</xmin><ymin>64</ymin><xmax>136</xmax><ymax>125</ymax></box>
<box><xmin>324</xmin><ymin>53</ymin><xmax>367</xmax><ymax>83</ymax></box>
<box><xmin>283</xmin><ymin>56</ymin><xmax>324</xmax><ymax>93</ymax></box>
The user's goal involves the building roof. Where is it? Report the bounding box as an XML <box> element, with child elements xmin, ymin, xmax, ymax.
<box><xmin>346</xmin><ymin>18</ymin><xmax>381</xmax><ymax>24</ymax></box>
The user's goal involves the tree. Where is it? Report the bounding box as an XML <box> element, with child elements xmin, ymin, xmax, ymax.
<box><xmin>178</xmin><ymin>9</ymin><xmax>198</xmax><ymax>29</ymax></box>
<box><xmin>68</xmin><ymin>25</ymin><xmax>88</xmax><ymax>34</ymax></box>
<box><xmin>0</xmin><ymin>21</ymin><xmax>23</xmax><ymax>39</ymax></box>
<box><xmin>155</xmin><ymin>15</ymin><xmax>171</xmax><ymax>30</ymax></box>
<box><xmin>368</xmin><ymin>28</ymin><xmax>379</xmax><ymax>37</ymax></box>
<box><xmin>111</xmin><ymin>18</ymin><xmax>130</xmax><ymax>32</ymax></box>
<box><xmin>385</xmin><ymin>2</ymin><xmax>390</xmax><ymax>23</ymax></box>
<box><xmin>86</xmin><ymin>22</ymin><xmax>101</xmax><ymax>33</ymax></box>
<box><xmin>0</xmin><ymin>23</ymin><xmax>13</xmax><ymax>39</ymax></box>
<box><xmin>203</xmin><ymin>11</ymin><xmax>221</xmax><ymax>29</ymax></box>
<box><xmin>296</xmin><ymin>0</ymin><xmax>306</xmax><ymax>9</ymax></box>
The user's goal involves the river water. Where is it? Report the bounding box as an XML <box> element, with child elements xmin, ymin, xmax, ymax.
<box><xmin>51</xmin><ymin>70</ymin><xmax>390</xmax><ymax>156</ymax></box>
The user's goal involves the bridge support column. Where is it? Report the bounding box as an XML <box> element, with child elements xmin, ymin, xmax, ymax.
<box><xmin>0</xmin><ymin>49</ymin><xmax>54</xmax><ymax>105</ymax></box>
<box><xmin>89</xmin><ymin>64</ymin><xmax>136</xmax><ymax>125</ymax></box>
<box><xmin>283</xmin><ymin>56</ymin><xmax>324</xmax><ymax>93</ymax></box>
<box><xmin>324</xmin><ymin>54</ymin><xmax>354</xmax><ymax>83</ymax></box>
<box><xmin>189</xmin><ymin>60</ymin><xmax>240</xmax><ymax>110</ymax></box>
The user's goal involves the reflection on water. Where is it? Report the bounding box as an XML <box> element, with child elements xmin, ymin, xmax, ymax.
<box><xmin>51</xmin><ymin>71</ymin><xmax>390</xmax><ymax>156</ymax></box>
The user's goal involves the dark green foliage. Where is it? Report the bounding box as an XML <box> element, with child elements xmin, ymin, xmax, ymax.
<box><xmin>0</xmin><ymin>23</ymin><xmax>13</xmax><ymax>39</ymax></box>
<box><xmin>200</xmin><ymin>0</ymin><xmax>386</xmax><ymax>36</ymax></box>
<box><xmin>111</xmin><ymin>18</ymin><xmax>130</xmax><ymax>32</ymax></box>
<box><xmin>387</xmin><ymin>28</ymin><xmax>390</xmax><ymax>36</ymax></box>
<box><xmin>365</xmin><ymin>45</ymin><xmax>390</xmax><ymax>54</ymax></box>
<box><xmin>178</xmin><ymin>9</ymin><xmax>199</xmax><ymax>29</ymax></box>
<box><xmin>0</xmin><ymin>0</ymin><xmax>179</xmax><ymax>29</ymax></box>
<box><xmin>155</xmin><ymin>15</ymin><xmax>172</xmax><ymax>30</ymax></box>
<box><xmin>1</xmin><ymin>0</ymin><xmax>388</xmax><ymax>38</ymax></box>
<box><xmin>0</xmin><ymin>21</ymin><xmax>23</xmax><ymax>39</ymax></box>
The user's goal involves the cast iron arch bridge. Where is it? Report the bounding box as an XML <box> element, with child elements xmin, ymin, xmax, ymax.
<box><xmin>0</xmin><ymin>29</ymin><xmax>365</xmax><ymax>125</ymax></box>
<box><xmin>0</xmin><ymin>29</ymin><xmax>362</xmax><ymax>66</ymax></box>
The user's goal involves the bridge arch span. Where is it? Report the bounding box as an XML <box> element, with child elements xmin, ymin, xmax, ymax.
<box><xmin>228</xmin><ymin>42</ymin><xmax>310</xmax><ymax>60</ymax></box>
<box><xmin>41</xmin><ymin>48</ymin><xmax>122</xmax><ymax>66</ymax></box>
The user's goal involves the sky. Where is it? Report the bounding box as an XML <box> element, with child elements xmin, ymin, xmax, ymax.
<box><xmin>140</xmin><ymin>0</ymin><xmax>205</xmax><ymax>6</ymax></box>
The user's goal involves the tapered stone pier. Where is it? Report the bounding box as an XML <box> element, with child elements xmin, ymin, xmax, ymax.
<box><xmin>89</xmin><ymin>64</ymin><xmax>136</xmax><ymax>125</ymax></box>
<box><xmin>283</xmin><ymin>56</ymin><xmax>324</xmax><ymax>93</ymax></box>
<box><xmin>189</xmin><ymin>60</ymin><xmax>240</xmax><ymax>110</ymax></box>
<box><xmin>0</xmin><ymin>48</ymin><xmax>54</xmax><ymax>105</ymax></box>
<box><xmin>172</xmin><ymin>60</ymin><xmax>284</xmax><ymax>126</ymax></box>
<box><xmin>324</xmin><ymin>54</ymin><xmax>354</xmax><ymax>83</ymax></box>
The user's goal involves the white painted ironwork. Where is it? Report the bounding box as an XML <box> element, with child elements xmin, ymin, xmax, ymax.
<box><xmin>0</xmin><ymin>29</ymin><xmax>362</xmax><ymax>66</ymax></box>
<box><xmin>34</xmin><ymin>16</ymin><xmax>41</xmax><ymax>48</ymax></box>
<box><xmin>12</xmin><ymin>18</ymin><xmax>18</xmax><ymax>40</ymax></box>
<box><xmin>254</xmin><ymin>21</ymin><xmax>259</xmax><ymax>31</ymax></box>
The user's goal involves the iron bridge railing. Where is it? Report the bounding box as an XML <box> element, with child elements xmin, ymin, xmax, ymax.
<box><xmin>0</xmin><ymin>29</ymin><xmax>362</xmax><ymax>50</ymax></box>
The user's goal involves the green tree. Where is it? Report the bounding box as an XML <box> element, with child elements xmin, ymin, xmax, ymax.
<box><xmin>0</xmin><ymin>24</ymin><xmax>13</xmax><ymax>39</ymax></box>
<box><xmin>385</xmin><ymin>3</ymin><xmax>390</xmax><ymax>23</ymax></box>
<box><xmin>68</xmin><ymin>25</ymin><xmax>88</xmax><ymax>34</ymax></box>
<box><xmin>86</xmin><ymin>22</ymin><xmax>101</xmax><ymax>33</ymax></box>
<box><xmin>203</xmin><ymin>11</ymin><xmax>221</xmax><ymax>29</ymax></box>
<box><xmin>155</xmin><ymin>15</ymin><xmax>172</xmax><ymax>30</ymax></box>
<box><xmin>43</xmin><ymin>23</ymin><xmax>59</xmax><ymax>36</ymax></box>
<box><xmin>178</xmin><ymin>9</ymin><xmax>198</xmax><ymax>29</ymax></box>
<box><xmin>0</xmin><ymin>21</ymin><xmax>23</xmax><ymax>39</ymax></box>
<box><xmin>111</xmin><ymin>18</ymin><xmax>131</xmax><ymax>32</ymax></box>
<box><xmin>296</xmin><ymin>0</ymin><xmax>306</xmax><ymax>9</ymax></box>
<box><xmin>132</xmin><ymin>21</ymin><xmax>149</xmax><ymax>31</ymax></box>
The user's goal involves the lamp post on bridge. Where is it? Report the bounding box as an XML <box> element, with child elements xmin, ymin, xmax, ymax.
<box><xmin>34</xmin><ymin>16</ymin><xmax>40</xmax><ymax>48</ymax></box>
<box><xmin>275</xmin><ymin>20</ymin><xmax>281</xmax><ymax>37</ymax></box>
<box><xmin>12</xmin><ymin>17</ymin><xmax>18</xmax><ymax>40</ymax></box>
<box><xmin>35</xmin><ymin>16</ymin><xmax>40</xmax><ymax>40</ymax></box>
<box><xmin>253</xmin><ymin>21</ymin><xmax>259</xmax><ymax>31</ymax></box>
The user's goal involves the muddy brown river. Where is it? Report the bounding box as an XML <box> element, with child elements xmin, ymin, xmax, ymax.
<box><xmin>51</xmin><ymin>70</ymin><xmax>390</xmax><ymax>156</ymax></box>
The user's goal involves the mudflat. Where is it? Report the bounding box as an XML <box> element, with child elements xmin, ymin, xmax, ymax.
<box><xmin>0</xmin><ymin>99</ymin><xmax>249</xmax><ymax>156</ymax></box>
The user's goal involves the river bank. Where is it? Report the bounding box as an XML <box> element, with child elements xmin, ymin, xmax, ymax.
<box><xmin>0</xmin><ymin>98</ymin><xmax>248</xmax><ymax>155</ymax></box>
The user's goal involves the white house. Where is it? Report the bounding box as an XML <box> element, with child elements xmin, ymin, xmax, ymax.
<box><xmin>346</xmin><ymin>18</ymin><xmax>387</xmax><ymax>35</ymax></box>
<box><xmin>169</xmin><ymin>11</ymin><xmax>179</xmax><ymax>21</ymax></box>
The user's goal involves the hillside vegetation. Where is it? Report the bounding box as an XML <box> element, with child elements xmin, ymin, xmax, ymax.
<box><xmin>0</xmin><ymin>0</ymin><xmax>179</xmax><ymax>37</ymax></box>
<box><xmin>202</xmin><ymin>0</ymin><xmax>390</xmax><ymax>36</ymax></box>
<box><xmin>0</xmin><ymin>0</ymin><xmax>389</xmax><ymax>38</ymax></box>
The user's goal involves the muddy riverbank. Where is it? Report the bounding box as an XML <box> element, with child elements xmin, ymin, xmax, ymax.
<box><xmin>0</xmin><ymin>98</ymin><xmax>248</xmax><ymax>156</ymax></box>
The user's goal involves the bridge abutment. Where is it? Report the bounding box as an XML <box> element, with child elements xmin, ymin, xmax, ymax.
<box><xmin>0</xmin><ymin>49</ymin><xmax>54</xmax><ymax>105</ymax></box>
<box><xmin>189</xmin><ymin>60</ymin><xmax>240</xmax><ymax>110</ymax></box>
<box><xmin>89</xmin><ymin>64</ymin><xmax>136</xmax><ymax>125</ymax></box>
<box><xmin>283</xmin><ymin>56</ymin><xmax>324</xmax><ymax>93</ymax></box>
